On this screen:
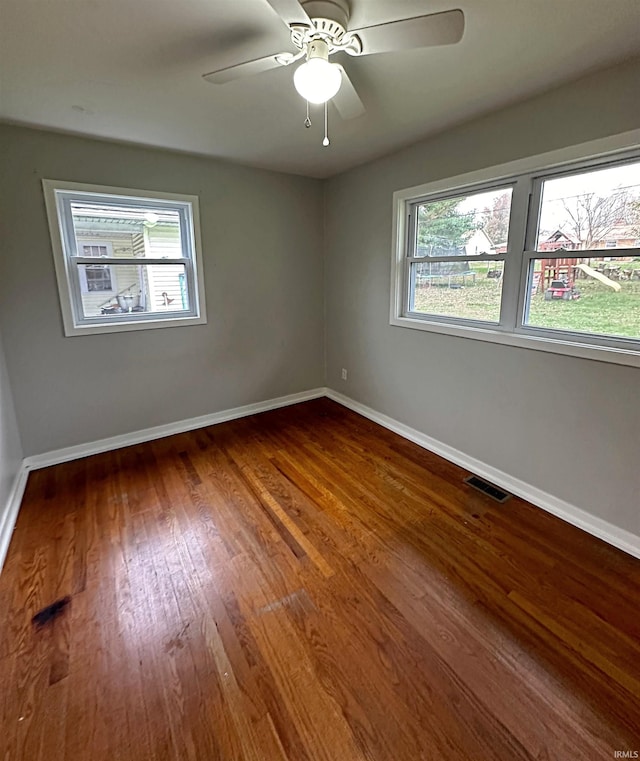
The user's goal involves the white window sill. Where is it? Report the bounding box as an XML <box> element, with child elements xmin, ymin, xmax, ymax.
<box><xmin>64</xmin><ymin>313</ymin><xmax>207</xmax><ymax>337</ymax></box>
<box><xmin>390</xmin><ymin>314</ymin><xmax>640</xmax><ymax>368</ymax></box>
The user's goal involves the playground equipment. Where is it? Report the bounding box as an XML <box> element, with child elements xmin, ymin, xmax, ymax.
<box><xmin>538</xmin><ymin>257</ymin><xmax>622</xmax><ymax>295</ymax></box>
<box><xmin>539</xmin><ymin>258</ymin><xmax>575</xmax><ymax>291</ymax></box>
<box><xmin>574</xmin><ymin>263</ymin><xmax>621</xmax><ymax>291</ymax></box>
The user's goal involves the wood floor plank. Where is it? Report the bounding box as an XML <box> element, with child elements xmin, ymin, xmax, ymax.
<box><xmin>1</xmin><ymin>398</ymin><xmax>639</xmax><ymax>760</ymax></box>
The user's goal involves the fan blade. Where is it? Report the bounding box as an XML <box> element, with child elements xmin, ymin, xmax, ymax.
<box><xmin>333</xmin><ymin>66</ymin><xmax>365</xmax><ymax>120</ymax></box>
<box><xmin>203</xmin><ymin>53</ymin><xmax>290</xmax><ymax>84</ymax></box>
<box><xmin>352</xmin><ymin>9</ymin><xmax>464</xmax><ymax>55</ymax></box>
<box><xmin>264</xmin><ymin>0</ymin><xmax>311</xmax><ymax>27</ymax></box>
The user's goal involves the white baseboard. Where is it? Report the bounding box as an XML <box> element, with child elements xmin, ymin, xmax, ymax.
<box><xmin>0</xmin><ymin>464</ymin><xmax>29</xmax><ymax>573</ymax></box>
<box><xmin>25</xmin><ymin>387</ymin><xmax>326</xmax><ymax>470</ymax></box>
<box><xmin>326</xmin><ymin>389</ymin><xmax>640</xmax><ymax>561</ymax></box>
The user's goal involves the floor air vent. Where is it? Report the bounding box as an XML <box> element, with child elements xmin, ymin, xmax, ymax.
<box><xmin>463</xmin><ymin>475</ymin><xmax>511</xmax><ymax>503</ymax></box>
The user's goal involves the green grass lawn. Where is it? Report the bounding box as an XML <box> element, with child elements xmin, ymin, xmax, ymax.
<box><xmin>413</xmin><ymin>276</ymin><xmax>502</xmax><ymax>322</ymax></box>
<box><xmin>528</xmin><ymin>279</ymin><xmax>640</xmax><ymax>337</ymax></box>
<box><xmin>413</xmin><ymin>262</ymin><xmax>640</xmax><ymax>338</ymax></box>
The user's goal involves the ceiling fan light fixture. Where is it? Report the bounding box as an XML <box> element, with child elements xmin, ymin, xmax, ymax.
<box><xmin>294</xmin><ymin>57</ymin><xmax>342</xmax><ymax>103</ymax></box>
<box><xmin>293</xmin><ymin>38</ymin><xmax>342</xmax><ymax>104</ymax></box>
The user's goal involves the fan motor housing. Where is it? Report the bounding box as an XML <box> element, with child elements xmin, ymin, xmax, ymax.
<box><xmin>301</xmin><ymin>0</ymin><xmax>350</xmax><ymax>30</ymax></box>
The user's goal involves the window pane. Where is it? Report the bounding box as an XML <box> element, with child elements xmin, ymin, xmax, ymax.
<box><xmin>77</xmin><ymin>263</ymin><xmax>189</xmax><ymax>319</ymax></box>
<box><xmin>79</xmin><ymin>244</ymin><xmax>109</xmax><ymax>257</ymax></box>
<box><xmin>525</xmin><ymin>256</ymin><xmax>640</xmax><ymax>339</ymax></box>
<box><xmin>415</xmin><ymin>187</ymin><xmax>512</xmax><ymax>257</ymax></box>
<box><xmin>84</xmin><ymin>264</ymin><xmax>113</xmax><ymax>292</ymax></box>
<box><xmin>70</xmin><ymin>202</ymin><xmax>183</xmax><ymax>259</ymax></box>
<box><xmin>536</xmin><ymin>161</ymin><xmax>640</xmax><ymax>252</ymax></box>
<box><xmin>410</xmin><ymin>260</ymin><xmax>503</xmax><ymax>322</ymax></box>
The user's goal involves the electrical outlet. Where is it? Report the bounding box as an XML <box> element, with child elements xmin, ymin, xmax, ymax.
<box><xmin>341</xmin><ymin>368</ymin><xmax>348</xmax><ymax>381</ymax></box>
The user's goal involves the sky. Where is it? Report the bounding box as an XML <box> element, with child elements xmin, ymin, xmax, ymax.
<box><xmin>539</xmin><ymin>161</ymin><xmax>640</xmax><ymax>240</ymax></box>
<box><xmin>426</xmin><ymin>160</ymin><xmax>640</xmax><ymax>244</ymax></box>
<box><xmin>541</xmin><ymin>161</ymin><xmax>639</xmax><ymax>202</ymax></box>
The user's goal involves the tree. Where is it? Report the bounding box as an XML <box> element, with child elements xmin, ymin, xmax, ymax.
<box><xmin>417</xmin><ymin>199</ymin><xmax>477</xmax><ymax>254</ymax></box>
<box><xmin>480</xmin><ymin>193</ymin><xmax>511</xmax><ymax>246</ymax></box>
<box><xmin>628</xmin><ymin>196</ymin><xmax>640</xmax><ymax>238</ymax></box>
<box><xmin>560</xmin><ymin>189</ymin><xmax>629</xmax><ymax>249</ymax></box>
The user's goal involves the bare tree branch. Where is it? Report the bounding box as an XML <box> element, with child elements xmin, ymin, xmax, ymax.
<box><xmin>560</xmin><ymin>190</ymin><xmax>628</xmax><ymax>249</ymax></box>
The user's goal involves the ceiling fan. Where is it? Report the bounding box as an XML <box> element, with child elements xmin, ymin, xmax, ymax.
<box><xmin>203</xmin><ymin>0</ymin><xmax>464</xmax><ymax>144</ymax></box>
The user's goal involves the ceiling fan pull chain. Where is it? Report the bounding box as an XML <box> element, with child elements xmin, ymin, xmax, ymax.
<box><xmin>323</xmin><ymin>100</ymin><xmax>330</xmax><ymax>147</ymax></box>
<box><xmin>304</xmin><ymin>100</ymin><xmax>311</xmax><ymax>128</ymax></box>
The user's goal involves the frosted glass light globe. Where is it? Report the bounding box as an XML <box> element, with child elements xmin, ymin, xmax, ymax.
<box><xmin>294</xmin><ymin>58</ymin><xmax>342</xmax><ymax>104</ymax></box>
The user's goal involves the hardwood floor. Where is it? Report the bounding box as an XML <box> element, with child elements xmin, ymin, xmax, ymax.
<box><xmin>1</xmin><ymin>398</ymin><xmax>639</xmax><ymax>760</ymax></box>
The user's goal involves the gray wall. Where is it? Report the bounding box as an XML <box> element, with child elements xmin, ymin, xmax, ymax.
<box><xmin>0</xmin><ymin>326</ymin><xmax>22</xmax><ymax>517</ymax></box>
<box><xmin>0</xmin><ymin>125</ymin><xmax>324</xmax><ymax>455</ymax></box>
<box><xmin>324</xmin><ymin>58</ymin><xmax>640</xmax><ymax>536</ymax></box>
<box><xmin>0</xmin><ymin>58</ymin><xmax>638</xmax><ymax>541</ymax></box>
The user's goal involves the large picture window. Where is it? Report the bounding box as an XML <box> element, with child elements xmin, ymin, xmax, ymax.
<box><xmin>392</xmin><ymin>146</ymin><xmax>640</xmax><ymax>365</ymax></box>
<box><xmin>43</xmin><ymin>180</ymin><xmax>207</xmax><ymax>336</ymax></box>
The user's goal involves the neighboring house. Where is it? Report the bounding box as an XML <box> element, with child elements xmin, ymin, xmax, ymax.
<box><xmin>463</xmin><ymin>228</ymin><xmax>495</xmax><ymax>256</ymax></box>
<box><xmin>591</xmin><ymin>223</ymin><xmax>640</xmax><ymax>250</ymax></box>
<box><xmin>536</xmin><ymin>224</ymin><xmax>639</xmax><ymax>253</ymax></box>
<box><xmin>74</xmin><ymin>209</ymin><xmax>186</xmax><ymax>317</ymax></box>
<box><xmin>537</xmin><ymin>229</ymin><xmax>579</xmax><ymax>252</ymax></box>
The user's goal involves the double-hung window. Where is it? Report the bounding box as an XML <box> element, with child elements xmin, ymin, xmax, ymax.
<box><xmin>405</xmin><ymin>184</ymin><xmax>514</xmax><ymax>324</ymax></box>
<box><xmin>521</xmin><ymin>161</ymin><xmax>640</xmax><ymax>346</ymax></box>
<box><xmin>43</xmin><ymin>180</ymin><xmax>207</xmax><ymax>336</ymax></box>
<box><xmin>392</xmin><ymin>146</ymin><xmax>640</xmax><ymax>365</ymax></box>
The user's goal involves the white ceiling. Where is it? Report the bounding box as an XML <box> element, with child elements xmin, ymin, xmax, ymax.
<box><xmin>1</xmin><ymin>0</ymin><xmax>639</xmax><ymax>178</ymax></box>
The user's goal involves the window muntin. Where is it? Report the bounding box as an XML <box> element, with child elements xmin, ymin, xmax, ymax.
<box><xmin>395</xmin><ymin>152</ymin><xmax>640</xmax><ymax>361</ymax></box>
<box><xmin>43</xmin><ymin>181</ymin><xmax>206</xmax><ymax>335</ymax></box>
<box><xmin>406</xmin><ymin>185</ymin><xmax>513</xmax><ymax>325</ymax></box>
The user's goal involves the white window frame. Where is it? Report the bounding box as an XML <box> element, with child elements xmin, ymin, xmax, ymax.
<box><xmin>404</xmin><ymin>180</ymin><xmax>516</xmax><ymax>327</ymax></box>
<box><xmin>390</xmin><ymin>130</ymin><xmax>640</xmax><ymax>368</ymax></box>
<box><xmin>43</xmin><ymin>180</ymin><xmax>207</xmax><ymax>336</ymax></box>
